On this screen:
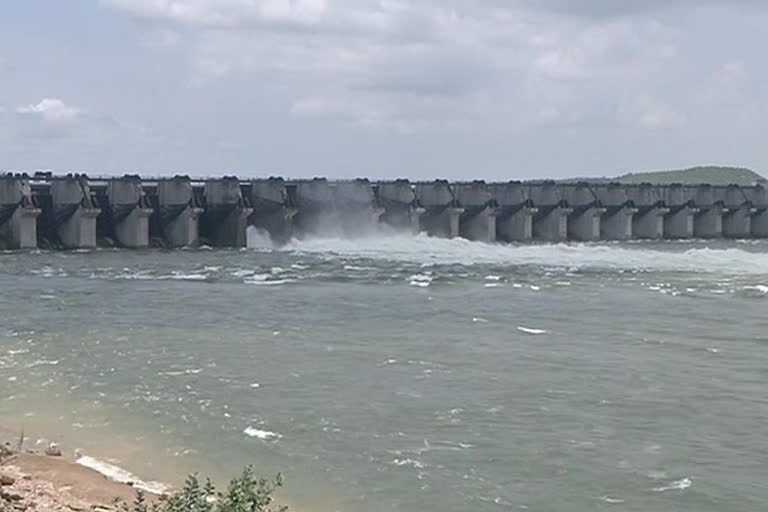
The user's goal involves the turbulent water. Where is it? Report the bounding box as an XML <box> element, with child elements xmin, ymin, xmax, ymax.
<box><xmin>2</xmin><ymin>230</ymin><xmax>768</xmax><ymax>511</ymax></box>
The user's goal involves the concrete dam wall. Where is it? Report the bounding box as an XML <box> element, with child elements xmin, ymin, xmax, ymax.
<box><xmin>1</xmin><ymin>172</ymin><xmax>767</xmax><ymax>249</ymax></box>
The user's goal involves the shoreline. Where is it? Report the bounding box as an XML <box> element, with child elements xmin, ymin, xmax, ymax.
<box><xmin>1</xmin><ymin>426</ymin><xmax>162</xmax><ymax>511</ymax></box>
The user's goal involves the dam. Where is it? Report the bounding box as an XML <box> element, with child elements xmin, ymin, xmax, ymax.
<box><xmin>1</xmin><ymin>172</ymin><xmax>767</xmax><ymax>249</ymax></box>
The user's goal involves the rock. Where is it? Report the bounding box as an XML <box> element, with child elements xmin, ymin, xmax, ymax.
<box><xmin>0</xmin><ymin>473</ymin><xmax>15</xmax><ymax>486</ymax></box>
<box><xmin>1</xmin><ymin>490</ymin><xmax>23</xmax><ymax>501</ymax></box>
<box><xmin>44</xmin><ymin>443</ymin><xmax>62</xmax><ymax>457</ymax></box>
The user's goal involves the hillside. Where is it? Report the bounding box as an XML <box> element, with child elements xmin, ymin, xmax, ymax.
<box><xmin>617</xmin><ymin>166</ymin><xmax>764</xmax><ymax>186</ymax></box>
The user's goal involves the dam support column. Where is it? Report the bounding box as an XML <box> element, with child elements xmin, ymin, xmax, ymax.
<box><xmin>592</xmin><ymin>184</ymin><xmax>637</xmax><ymax>240</ymax></box>
<box><xmin>489</xmin><ymin>182</ymin><xmax>536</xmax><ymax>242</ymax></box>
<box><xmin>333</xmin><ymin>179</ymin><xmax>385</xmax><ymax>236</ymax></box>
<box><xmin>600</xmin><ymin>206</ymin><xmax>638</xmax><ymax>240</ymax></box>
<box><xmin>663</xmin><ymin>185</ymin><xmax>699</xmax><ymax>239</ymax></box>
<box><xmin>377</xmin><ymin>180</ymin><xmax>424</xmax><ymax>233</ymax></box>
<box><xmin>250</xmin><ymin>178</ymin><xmax>296</xmax><ymax>244</ymax></box>
<box><xmin>157</xmin><ymin>177</ymin><xmax>202</xmax><ymax>247</ymax></box>
<box><xmin>528</xmin><ymin>182</ymin><xmax>571</xmax><ymax>242</ymax></box>
<box><xmin>688</xmin><ymin>185</ymin><xmax>725</xmax><ymax>238</ymax></box>
<box><xmin>202</xmin><ymin>177</ymin><xmax>253</xmax><ymax>247</ymax></box>
<box><xmin>742</xmin><ymin>186</ymin><xmax>768</xmax><ymax>238</ymax></box>
<box><xmin>51</xmin><ymin>176</ymin><xmax>101</xmax><ymax>248</ymax></box>
<box><xmin>715</xmin><ymin>185</ymin><xmax>754</xmax><ymax>238</ymax></box>
<box><xmin>562</xmin><ymin>183</ymin><xmax>605</xmax><ymax>241</ymax></box>
<box><xmin>0</xmin><ymin>174</ymin><xmax>40</xmax><ymax>249</ymax></box>
<box><xmin>694</xmin><ymin>206</ymin><xmax>726</xmax><ymax>238</ymax></box>
<box><xmin>632</xmin><ymin>207</ymin><xmax>669</xmax><ymax>239</ymax></box>
<box><xmin>625</xmin><ymin>184</ymin><xmax>668</xmax><ymax>239</ymax></box>
<box><xmin>290</xmin><ymin>178</ymin><xmax>338</xmax><ymax>236</ymax></box>
<box><xmin>416</xmin><ymin>180</ymin><xmax>464</xmax><ymax>238</ymax></box>
<box><xmin>107</xmin><ymin>176</ymin><xmax>153</xmax><ymax>248</ymax></box>
<box><xmin>454</xmin><ymin>181</ymin><xmax>499</xmax><ymax>243</ymax></box>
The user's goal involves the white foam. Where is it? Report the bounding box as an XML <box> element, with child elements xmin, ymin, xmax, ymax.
<box><xmin>243</xmin><ymin>427</ymin><xmax>283</xmax><ymax>440</ymax></box>
<box><xmin>409</xmin><ymin>274</ymin><xmax>433</xmax><ymax>287</ymax></box>
<box><xmin>598</xmin><ymin>496</ymin><xmax>625</xmax><ymax>504</ymax></box>
<box><xmin>76</xmin><ymin>456</ymin><xmax>170</xmax><ymax>494</ymax></box>
<box><xmin>273</xmin><ymin>234</ymin><xmax>768</xmax><ymax>275</ymax></box>
<box><xmin>653</xmin><ymin>477</ymin><xmax>692</xmax><ymax>492</ymax></box>
<box><xmin>391</xmin><ymin>458</ymin><xmax>425</xmax><ymax>469</ymax></box>
<box><xmin>517</xmin><ymin>326</ymin><xmax>548</xmax><ymax>335</ymax></box>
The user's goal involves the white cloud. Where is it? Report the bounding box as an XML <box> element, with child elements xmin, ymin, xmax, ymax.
<box><xmin>16</xmin><ymin>98</ymin><xmax>82</xmax><ymax>122</ymax></box>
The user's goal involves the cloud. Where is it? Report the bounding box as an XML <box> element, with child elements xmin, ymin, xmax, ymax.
<box><xmin>16</xmin><ymin>98</ymin><xmax>82</xmax><ymax>122</ymax></box>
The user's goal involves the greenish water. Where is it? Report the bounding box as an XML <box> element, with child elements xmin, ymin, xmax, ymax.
<box><xmin>2</xmin><ymin>234</ymin><xmax>768</xmax><ymax>511</ymax></box>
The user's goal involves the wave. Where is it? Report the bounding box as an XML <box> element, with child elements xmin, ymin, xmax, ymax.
<box><xmin>76</xmin><ymin>456</ymin><xmax>170</xmax><ymax>494</ymax></box>
<box><xmin>267</xmin><ymin>233</ymin><xmax>768</xmax><ymax>275</ymax></box>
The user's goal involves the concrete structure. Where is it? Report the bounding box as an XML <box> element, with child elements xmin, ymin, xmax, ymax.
<box><xmin>528</xmin><ymin>182</ymin><xmax>572</xmax><ymax>241</ymax></box>
<box><xmin>488</xmin><ymin>182</ymin><xmax>537</xmax><ymax>242</ymax></box>
<box><xmin>5</xmin><ymin>174</ymin><xmax>768</xmax><ymax>249</ymax></box>
<box><xmin>250</xmin><ymin>177</ymin><xmax>296</xmax><ymax>244</ymax></box>
<box><xmin>50</xmin><ymin>175</ymin><xmax>101</xmax><ymax>248</ymax></box>
<box><xmin>662</xmin><ymin>185</ymin><xmax>700</xmax><ymax>239</ymax></box>
<box><xmin>684</xmin><ymin>185</ymin><xmax>726</xmax><ymax>238</ymax></box>
<box><xmin>743</xmin><ymin>186</ymin><xmax>768</xmax><ymax>237</ymax></box>
<box><xmin>333</xmin><ymin>179</ymin><xmax>385</xmax><ymax>236</ymax></box>
<box><xmin>105</xmin><ymin>176</ymin><xmax>153</xmax><ymax>248</ymax></box>
<box><xmin>288</xmin><ymin>178</ymin><xmax>339</xmax><ymax>236</ymax></box>
<box><xmin>715</xmin><ymin>185</ymin><xmax>755</xmax><ymax>238</ymax></box>
<box><xmin>202</xmin><ymin>177</ymin><xmax>253</xmax><ymax>247</ymax></box>
<box><xmin>377</xmin><ymin>180</ymin><xmax>424</xmax><ymax>233</ymax></box>
<box><xmin>157</xmin><ymin>177</ymin><xmax>203</xmax><ymax>247</ymax></box>
<box><xmin>561</xmin><ymin>183</ymin><xmax>607</xmax><ymax>241</ymax></box>
<box><xmin>592</xmin><ymin>184</ymin><xmax>638</xmax><ymax>240</ymax></box>
<box><xmin>625</xmin><ymin>184</ymin><xmax>669</xmax><ymax>239</ymax></box>
<box><xmin>415</xmin><ymin>180</ymin><xmax>464</xmax><ymax>238</ymax></box>
<box><xmin>453</xmin><ymin>181</ymin><xmax>499</xmax><ymax>242</ymax></box>
<box><xmin>0</xmin><ymin>175</ymin><xmax>40</xmax><ymax>249</ymax></box>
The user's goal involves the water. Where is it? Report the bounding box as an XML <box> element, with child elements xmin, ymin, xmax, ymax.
<box><xmin>2</xmin><ymin>232</ymin><xmax>768</xmax><ymax>511</ymax></box>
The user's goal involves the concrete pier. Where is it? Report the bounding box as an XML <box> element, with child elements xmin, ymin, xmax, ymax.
<box><xmin>0</xmin><ymin>175</ymin><xmax>40</xmax><ymax>249</ymax></box>
<box><xmin>625</xmin><ymin>185</ymin><xmax>669</xmax><ymax>239</ymax></box>
<box><xmin>416</xmin><ymin>180</ymin><xmax>464</xmax><ymax>238</ymax></box>
<box><xmin>333</xmin><ymin>179</ymin><xmax>385</xmax><ymax>236</ymax></box>
<box><xmin>250</xmin><ymin>177</ymin><xmax>296</xmax><ymax>244</ymax></box>
<box><xmin>454</xmin><ymin>181</ymin><xmax>498</xmax><ymax>242</ymax></box>
<box><xmin>743</xmin><ymin>186</ymin><xmax>768</xmax><ymax>237</ymax></box>
<box><xmin>686</xmin><ymin>185</ymin><xmax>726</xmax><ymax>238</ymax></box>
<box><xmin>289</xmin><ymin>178</ymin><xmax>338</xmax><ymax>236</ymax></box>
<box><xmin>157</xmin><ymin>177</ymin><xmax>202</xmax><ymax>247</ymax></box>
<box><xmin>202</xmin><ymin>177</ymin><xmax>253</xmax><ymax>247</ymax></box>
<box><xmin>105</xmin><ymin>176</ymin><xmax>153</xmax><ymax>248</ymax></box>
<box><xmin>377</xmin><ymin>180</ymin><xmax>424</xmax><ymax>233</ymax></box>
<box><xmin>662</xmin><ymin>185</ymin><xmax>699</xmax><ymax>239</ymax></box>
<box><xmin>716</xmin><ymin>185</ymin><xmax>754</xmax><ymax>238</ymax></box>
<box><xmin>50</xmin><ymin>175</ymin><xmax>101</xmax><ymax>248</ymax></box>
<box><xmin>528</xmin><ymin>182</ymin><xmax>572</xmax><ymax>242</ymax></box>
<box><xmin>562</xmin><ymin>183</ymin><xmax>606</xmax><ymax>241</ymax></box>
<box><xmin>489</xmin><ymin>182</ymin><xmax>537</xmax><ymax>242</ymax></box>
<box><xmin>592</xmin><ymin>184</ymin><xmax>638</xmax><ymax>240</ymax></box>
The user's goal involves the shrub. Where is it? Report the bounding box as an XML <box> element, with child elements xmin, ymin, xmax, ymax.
<box><xmin>118</xmin><ymin>467</ymin><xmax>287</xmax><ymax>512</ymax></box>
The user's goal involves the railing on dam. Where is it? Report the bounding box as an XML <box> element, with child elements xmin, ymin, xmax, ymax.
<box><xmin>1</xmin><ymin>172</ymin><xmax>767</xmax><ymax>249</ymax></box>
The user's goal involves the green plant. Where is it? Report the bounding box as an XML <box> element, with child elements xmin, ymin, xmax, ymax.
<box><xmin>118</xmin><ymin>467</ymin><xmax>287</xmax><ymax>512</ymax></box>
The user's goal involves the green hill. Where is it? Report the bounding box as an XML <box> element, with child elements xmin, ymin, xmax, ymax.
<box><xmin>617</xmin><ymin>166</ymin><xmax>764</xmax><ymax>186</ymax></box>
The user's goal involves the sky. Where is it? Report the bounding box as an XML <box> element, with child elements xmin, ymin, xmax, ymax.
<box><xmin>0</xmin><ymin>0</ymin><xmax>766</xmax><ymax>180</ymax></box>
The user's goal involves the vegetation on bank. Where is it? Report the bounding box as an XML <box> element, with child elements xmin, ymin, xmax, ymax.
<box><xmin>116</xmin><ymin>469</ymin><xmax>287</xmax><ymax>512</ymax></box>
<box><xmin>559</xmin><ymin>166</ymin><xmax>765</xmax><ymax>186</ymax></box>
<box><xmin>617</xmin><ymin>166</ymin><xmax>764</xmax><ymax>186</ymax></box>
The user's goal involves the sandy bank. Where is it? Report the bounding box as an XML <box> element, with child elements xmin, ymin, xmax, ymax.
<box><xmin>1</xmin><ymin>429</ymin><xmax>155</xmax><ymax>511</ymax></box>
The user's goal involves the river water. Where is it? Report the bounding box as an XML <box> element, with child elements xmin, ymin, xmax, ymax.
<box><xmin>2</xmin><ymin>231</ymin><xmax>768</xmax><ymax>511</ymax></box>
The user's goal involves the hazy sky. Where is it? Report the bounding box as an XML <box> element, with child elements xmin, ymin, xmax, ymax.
<box><xmin>1</xmin><ymin>1</ymin><xmax>765</xmax><ymax>180</ymax></box>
